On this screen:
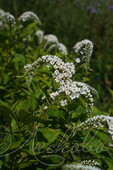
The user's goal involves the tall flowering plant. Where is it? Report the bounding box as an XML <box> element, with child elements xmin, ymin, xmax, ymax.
<box><xmin>24</xmin><ymin>39</ymin><xmax>113</xmax><ymax>170</ymax></box>
<box><xmin>0</xmin><ymin>10</ymin><xmax>113</xmax><ymax>170</ymax></box>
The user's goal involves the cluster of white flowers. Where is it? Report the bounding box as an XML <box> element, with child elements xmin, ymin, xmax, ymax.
<box><xmin>0</xmin><ymin>9</ymin><xmax>5</xmax><ymax>16</ymax></box>
<box><xmin>24</xmin><ymin>64</ymin><xmax>34</xmax><ymax>85</ymax></box>
<box><xmin>40</xmin><ymin>55</ymin><xmax>93</xmax><ymax>112</ymax></box>
<box><xmin>62</xmin><ymin>164</ymin><xmax>101</xmax><ymax>170</ymax></box>
<box><xmin>18</xmin><ymin>11</ymin><xmax>41</xmax><ymax>24</ymax></box>
<box><xmin>36</xmin><ymin>30</ymin><xmax>44</xmax><ymax>44</ymax></box>
<box><xmin>0</xmin><ymin>12</ymin><xmax>15</xmax><ymax>28</ymax></box>
<box><xmin>24</xmin><ymin>55</ymin><xmax>94</xmax><ymax>112</ymax></box>
<box><xmin>50</xmin><ymin>91</ymin><xmax>60</xmax><ymax>99</ymax></box>
<box><xmin>0</xmin><ymin>9</ymin><xmax>4</xmax><ymax>28</ymax></box>
<box><xmin>81</xmin><ymin>160</ymin><xmax>100</xmax><ymax>166</ymax></box>
<box><xmin>35</xmin><ymin>32</ymin><xmax>68</xmax><ymax>55</ymax></box>
<box><xmin>73</xmin><ymin>39</ymin><xmax>93</xmax><ymax>65</ymax></box>
<box><xmin>24</xmin><ymin>64</ymin><xmax>33</xmax><ymax>73</ymax></box>
<box><xmin>58</xmin><ymin>80</ymin><xmax>93</xmax><ymax>113</ymax></box>
<box><xmin>41</xmin><ymin>55</ymin><xmax>75</xmax><ymax>77</ymax></box>
<box><xmin>44</xmin><ymin>34</ymin><xmax>59</xmax><ymax>46</ymax></box>
<box><xmin>60</xmin><ymin>99</ymin><xmax>68</xmax><ymax>106</ymax></box>
<box><xmin>24</xmin><ymin>60</ymin><xmax>39</xmax><ymax>85</ymax></box>
<box><xmin>77</xmin><ymin>115</ymin><xmax>113</xmax><ymax>141</ymax></box>
<box><xmin>43</xmin><ymin>34</ymin><xmax>59</xmax><ymax>53</ymax></box>
<box><xmin>43</xmin><ymin>34</ymin><xmax>68</xmax><ymax>55</ymax></box>
<box><xmin>107</xmin><ymin>116</ymin><xmax>113</xmax><ymax>141</ymax></box>
<box><xmin>58</xmin><ymin>43</ymin><xmax>68</xmax><ymax>55</ymax></box>
<box><xmin>77</xmin><ymin>115</ymin><xmax>107</xmax><ymax>130</ymax></box>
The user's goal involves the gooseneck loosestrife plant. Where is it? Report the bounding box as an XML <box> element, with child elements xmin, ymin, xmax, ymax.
<box><xmin>0</xmin><ymin>10</ymin><xmax>113</xmax><ymax>170</ymax></box>
<box><xmin>24</xmin><ymin>39</ymin><xmax>113</xmax><ymax>169</ymax></box>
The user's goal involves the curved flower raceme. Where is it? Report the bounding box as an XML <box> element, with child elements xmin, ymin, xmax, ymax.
<box><xmin>24</xmin><ymin>55</ymin><xmax>94</xmax><ymax>114</ymax></box>
<box><xmin>44</xmin><ymin>34</ymin><xmax>59</xmax><ymax>45</ymax></box>
<box><xmin>73</xmin><ymin>39</ymin><xmax>93</xmax><ymax>67</ymax></box>
<box><xmin>62</xmin><ymin>164</ymin><xmax>101</xmax><ymax>170</ymax></box>
<box><xmin>58</xmin><ymin>43</ymin><xmax>68</xmax><ymax>55</ymax></box>
<box><xmin>43</xmin><ymin>34</ymin><xmax>59</xmax><ymax>52</ymax></box>
<box><xmin>0</xmin><ymin>12</ymin><xmax>15</xmax><ymax>28</ymax></box>
<box><xmin>76</xmin><ymin>115</ymin><xmax>113</xmax><ymax>143</ymax></box>
<box><xmin>107</xmin><ymin>117</ymin><xmax>113</xmax><ymax>140</ymax></box>
<box><xmin>81</xmin><ymin>160</ymin><xmax>100</xmax><ymax>166</ymax></box>
<box><xmin>36</xmin><ymin>30</ymin><xmax>44</xmax><ymax>44</ymax></box>
<box><xmin>42</xmin><ymin>33</ymin><xmax>68</xmax><ymax>54</ymax></box>
<box><xmin>0</xmin><ymin>9</ymin><xmax>5</xmax><ymax>16</ymax></box>
<box><xmin>18</xmin><ymin>11</ymin><xmax>41</xmax><ymax>24</ymax></box>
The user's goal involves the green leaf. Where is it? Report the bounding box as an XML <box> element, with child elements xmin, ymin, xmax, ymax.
<box><xmin>3</xmin><ymin>74</ymin><xmax>9</xmax><ymax>85</ymax></box>
<box><xmin>37</xmin><ymin>69</ymin><xmax>52</xmax><ymax>76</ymax></box>
<box><xmin>75</xmin><ymin>105</ymin><xmax>86</xmax><ymax>114</ymax></box>
<box><xmin>108</xmin><ymin>88</ymin><xmax>113</xmax><ymax>99</ymax></box>
<box><xmin>32</xmin><ymin>82</ymin><xmax>42</xmax><ymax>99</ymax></box>
<box><xmin>19</xmin><ymin>162</ymin><xmax>32</xmax><ymax>169</ymax></box>
<box><xmin>105</xmin><ymin>157</ymin><xmax>113</xmax><ymax>169</ymax></box>
<box><xmin>11</xmin><ymin>118</ymin><xmax>19</xmax><ymax>132</ymax></box>
<box><xmin>0</xmin><ymin>86</ymin><xmax>5</xmax><ymax>90</ymax></box>
<box><xmin>24</xmin><ymin>115</ymin><xmax>52</xmax><ymax>124</ymax></box>
<box><xmin>46</xmin><ymin>108</ymin><xmax>65</xmax><ymax>120</ymax></box>
<box><xmin>38</xmin><ymin>128</ymin><xmax>60</xmax><ymax>147</ymax></box>
<box><xmin>9</xmin><ymin>140</ymin><xmax>22</xmax><ymax>150</ymax></box>
<box><xmin>94</xmin><ymin>130</ymin><xmax>110</xmax><ymax>146</ymax></box>
<box><xmin>12</xmin><ymin>53</ymin><xmax>25</xmax><ymax>64</ymax></box>
<box><xmin>18</xmin><ymin>109</ymin><xmax>31</xmax><ymax>122</ymax></box>
<box><xmin>0</xmin><ymin>160</ymin><xmax>3</xmax><ymax>169</ymax></box>
<box><xmin>0</xmin><ymin>105</ymin><xmax>17</xmax><ymax>124</ymax></box>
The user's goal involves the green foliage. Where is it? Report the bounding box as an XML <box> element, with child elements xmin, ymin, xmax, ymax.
<box><xmin>0</xmin><ymin>9</ymin><xmax>113</xmax><ymax>170</ymax></box>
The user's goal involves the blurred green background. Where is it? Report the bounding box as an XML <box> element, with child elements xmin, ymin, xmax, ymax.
<box><xmin>0</xmin><ymin>0</ymin><xmax>113</xmax><ymax>111</ymax></box>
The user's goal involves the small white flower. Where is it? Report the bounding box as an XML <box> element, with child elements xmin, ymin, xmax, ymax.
<box><xmin>43</xmin><ymin>106</ymin><xmax>48</xmax><ymax>110</ymax></box>
<box><xmin>24</xmin><ymin>64</ymin><xmax>32</xmax><ymax>71</ymax></box>
<box><xmin>60</xmin><ymin>100</ymin><xmax>68</xmax><ymax>106</ymax></box>
<box><xmin>75</xmin><ymin>58</ymin><xmax>81</xmax><ymax>63</ymax></box>
<box><xmin>50</xmin><ymin>91</ymin><xmax>59</xmax><ymax>99</ymax></box>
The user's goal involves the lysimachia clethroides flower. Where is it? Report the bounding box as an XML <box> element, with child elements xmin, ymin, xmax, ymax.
<box><xmin>24</xmin><ymin>54</ymin><xmax>94</xmax><ymax>114</ymax></box>
<box><xmin>62</xmin><ymin>164</ymin><xmax>101</xmax><ymax>170</ymax></box>
<box><xmin>42</xmin><ymin>33</ymin><xmax>68</xmax><ymax>55</ymax></box>
<box><xmin>18</xmin><ymin>11</ymin><xmax>41</xmax><ymax>25</ymax></box>
<box><xmin>76</xmin><ymin>115</ymin><xmax>113</xmax><ymax>145</ymax></box>
<box><xmin>58</xmin><ymin>43</ymin><xmax>68</xmax><ymax>55</ymax></box>
<box><xmin>73</xmin><ymin>39</ymin><xmax>93</xmax><ymax>68</ymax></box>
<box><xmin>43</xmin><ymin>34</ymin><xmax>59</xmax><ymax>52</ymax></box>
<box><xmin>0</xmin><ymin>11</ymin><xmax>15</xmax><ymax>28</ymax></box>
<box><xmin>0</xmin><ymin>9</ymin><xmax>5</xmax><ymax>16</ymax></box>
<box><xmin>36</xmin><ymin>30</ymin><xmax>44</xmax><ymax>44</ymax></box>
